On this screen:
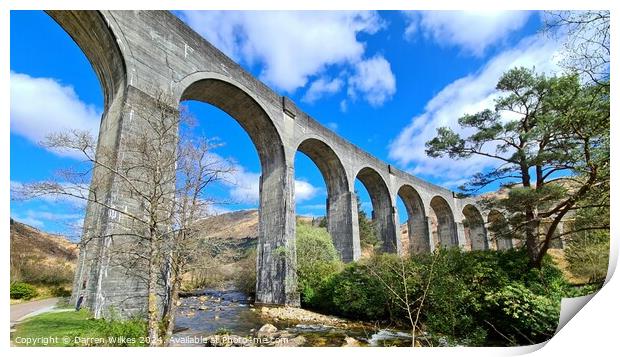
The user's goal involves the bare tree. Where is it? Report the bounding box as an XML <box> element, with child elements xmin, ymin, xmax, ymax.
<box><xmin>15</xmin><ymin>93</ymin><xmax>234</xmax><ymax>346</ymax></box>
<box><xmin>543</xmin><ymin>10</ymin><xmax>610</xmax><ymax>86</ymax></box>
<box><xmin>366</xmin><ymin>252</ymin><xmax>437</xmax><ymax>347</ymax></box>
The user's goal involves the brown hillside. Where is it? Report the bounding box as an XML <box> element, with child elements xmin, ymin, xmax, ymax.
<box><xmin>10</xmin><ymin>218</ymin><xmax>78</xmax><ymax>282</ymax></box>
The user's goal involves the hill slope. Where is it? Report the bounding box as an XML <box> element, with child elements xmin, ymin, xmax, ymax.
<box><xmin>10</xmin><ymin>218</ymin><xmax>78</xmax><ymax>284</ymax></box>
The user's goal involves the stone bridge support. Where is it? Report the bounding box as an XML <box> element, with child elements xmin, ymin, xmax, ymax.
<box><xmin>42</xmin><ymin>10</ymin><xmax>494</xmax><ymax>319</ymax></box>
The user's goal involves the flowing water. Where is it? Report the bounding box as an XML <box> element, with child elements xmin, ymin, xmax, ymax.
<box><xmin>171</xmin><ymin>288</ymin><xmax>415</xmax><ymax>347</ymax></box>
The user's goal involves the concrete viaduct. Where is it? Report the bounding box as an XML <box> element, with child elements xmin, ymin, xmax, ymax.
<box><xmin>46</xmin><ymin>10</ymin><xmax>515</xmax><ymax>317</ymax></box>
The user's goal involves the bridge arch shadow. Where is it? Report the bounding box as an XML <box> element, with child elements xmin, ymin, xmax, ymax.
<box><xmin>462</xmin><ymin>204</ymin><xmax>487</xmax><ymax>251</ymax></box>
<box><xmin>397</xmin><ymin>185</ymin><xmax>429</xmax><ymax>254</ymax></box>
<box><xmin>429</xmin><ymin>196</ymin><xmax>457</xmax><ymax>249</ymax></box>
<box><xmin>180</xmin><ymin>76</ymin><xmax>294</xmax><ymax>305</ymax></box>
<box><xmin>295</xmin><ymin>138</ymin><xmax>357</xmax><ymax>261</ymax></box>
<box><xmin>355</xmin><ymin>167</ymin><xmax>398</xmax><ymax>254</ymax></box>
<box><xmin>488</xmin><ymin>210</ymin><xmax>512</xmax><ymax>250</ymax></box>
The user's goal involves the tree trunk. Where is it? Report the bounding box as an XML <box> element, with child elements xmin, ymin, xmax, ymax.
<box><xmin>163</xmin><ymin>276</ymin><xmax>181</xmax><ymax>346</ymax></box>
<box><xmin>147</xmin><ymin>240</ymin><xmax>161</xmax><ymax>347</ymax></box>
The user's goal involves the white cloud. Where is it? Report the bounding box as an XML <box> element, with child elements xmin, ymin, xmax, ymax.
<box><xmin>300</xmin><ymin>203</ymin><xmax>326</xmax><ymax>211</ymax></box>
<box><xmin>10</xmin><ymin>72</ymin><xmax>101</xmax><ymax>159</ymax></box>
<box><xmin>388</xmin><ymin>34</ymin><xmax>563</xmax><ymax>189</ymax></box>
<box><xmin>404</xmin><ymin>11</ymin><xmax>531</xmax><ymax>56</ymax></box>
<box><xmin>326</xmin><ymin>122</ymin><xmax>339</xmax><ymax>131</ymax></box>
<box><xmin>302</xmin><ymin>77</ymin><xmax>343</xmax><ymax>103</ymax></box>
<box><xmin>10</xmin><ymin>180</ymin><xmax>89</xmax><ymax>207</ymax></box>
<box><xmin>219</xmin><ymin>159</ymin><xmax>320</xmax><ymax>205</ymax></box>
<box><xmin>11</xmin><ymin>214</ymin><xmax>44</xmax><ymax>228</ymax></box>
<box><xmin>179</xmin><ymin>11</ymin><xmax>384</xmax><ymax>93</ymax></box>
<box><xmin>295</xmin><ymin>180</ymin><xmax>320</xmax><ymax>202</ymax></box>
<box><xmin>347</xmin><ymin>55</ymin><xmax>396</xmax><ymax>106</ymax></box>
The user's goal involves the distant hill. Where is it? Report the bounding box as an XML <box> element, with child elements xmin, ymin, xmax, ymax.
<box><xmin>194</xmin><ymin>209</ymin><xmax>408</xmax><ymax>251</ymax></box>
<box><xmin>10</xmin><ymin>218</ymin><xmax>78</xmax><ymax>284</ymax></box>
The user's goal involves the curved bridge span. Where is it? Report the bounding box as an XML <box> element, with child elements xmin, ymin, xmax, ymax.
<box><xmin>47</xmin><ymin>10</ymin><xmax>507</xmax><ymax>317</ymax></box>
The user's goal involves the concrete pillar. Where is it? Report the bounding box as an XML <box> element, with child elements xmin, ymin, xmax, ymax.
<box><xmin>328</xmin><ymin>191</ymin><xmax>360</xmax><ymax>262</ymax></box>
<box><xmin>374</xmin><ymin>203</ymin><xmax>400</xmax><ymax>254</ymax></box>
<box><xmin>426</xmin><ymin>216</ymin><xmax>437</xmax><ymax>251</ymax></box>
<box><xmin>350</xmin><ymin>192</ymin><xmax>362</xmax><ymax>261</ymax></box>
<box><xmin>456</xmin><ymin>221</ymin><xmax>467</xmax><ymax>249</ymax></box>
<box><xmin>72</xmin><ymin>86</ymin><xmax>179</xmax><ymax>318</ymax></box>
<box><xmin>409</xmin><ymin>216</ymin><xmax>431</xmax><ymax>253</ymax></box>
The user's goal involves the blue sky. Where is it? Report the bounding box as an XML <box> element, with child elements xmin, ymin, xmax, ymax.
<box><xmin>10</xmin><ymin>10</ymin><xmax>565</xmax><ymax>237</ymax></box>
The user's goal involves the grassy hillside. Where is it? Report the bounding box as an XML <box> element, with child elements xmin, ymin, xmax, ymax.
<box><xmin>10</xmin><ymin>218</ymin><xmax>78</xmax><ymax>301</ymax></box>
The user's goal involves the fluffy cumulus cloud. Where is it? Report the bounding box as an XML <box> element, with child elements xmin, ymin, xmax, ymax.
<box><xmin>302</xmin><ymin>77</ymin><xmax>344</xmax><ymax>103</ymax></box>
<box><xmin>347</xmin><ymin>55</ymin><xmax>396</xmax><ymax>106</ymax></box>
<box><xmin>388</xmin><ymin>34</ymin><xmax>563</xmax><ymax>189</ymax></box>
<box><xmin>10</xmin><ymin>72</ymin><xmax>101</xmax><ymax>159</ymax></box>
<box><xmin>177</xmin><ymin>11</ymin><xmax>396</xmax><ymax>106</ymax></box>
<box><xmin>218</xmin><ymin>159</ymin><xmax>320</xmax><ymax>205</ymax></box>
<box><xmin>404</xmin><ymin>11</ymin><xmax>531</xmax><ymax>56</ymax></box>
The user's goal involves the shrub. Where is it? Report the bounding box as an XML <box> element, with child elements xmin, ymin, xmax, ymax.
<box><xmin>11</xmin><ymin>281</ymin><xmax>38</xmax><ymax>300</ymax></box>
<box><xmin>233</xmin><ymin>248</ymin><xmax>257</xmax><ymax>298</ymax></box>
<box><xmin>51</xmin><ymin>286</ymin><xmax>72</xmax><ymax>297</ymax></box>
<box><xmin>296</xmin><ymin>223</ymin><xmax>342</xmax><ymax>309</ymax></box>
<box><xmin>317</xmin><ymin>248</ymin><xmax>567</xmax><ymax>346</ymax></box>
<box><xmin>95</xmin><ymin>317</ymin><xmax>148</xmax><ymax>346</ymax></box>
<box><xmin>565</xmin><ymin>230</ymin><xmax>609</xmax><ymax>283</ymax></box>
<box><xmin>330</xmin><ymin>262</ymin><xmax>389</xmax><ymax>320</ymax></box>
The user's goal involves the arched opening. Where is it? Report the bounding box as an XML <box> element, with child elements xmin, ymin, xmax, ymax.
<box><xmin>462</xmin><ymin>205</ymin><xmax>487</xmax><ymax>251</ymax></box>
<box><xmin>181</xmin><ymin>78</ymin><xmax>293</xmax><ymax>305</ymax></box>
<box><xmin>12</xmin><ymin>11</ymin><xmax>124</xmax><ymax>314</ymax></box>
<box><xmin>296</xmin><ymin>139</ymin><xmax>355</xmax><ymax>261</ymax></box>
<box><xmin>488</xmin><ymin>210</ymin><xmax>512</xmax><ymax>250</ymax></box>
<box><xmin>397</xmin><ymin>185</ymin><xmax>429</xmax><ymax>254</ymax></box>
<box><xmin>355</xmin><ymin>167</ymin><xmax>398</xmax><ymax>254</ymax></box>
<box><xmin>429</xmin><ymin>196</ymin><xmax>457</xmax><ymax>249</ymax></box>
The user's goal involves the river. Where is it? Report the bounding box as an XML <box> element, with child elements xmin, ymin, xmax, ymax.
<box><xmin>171</xmin><ymin>288</ymin><xmax>417</xmax><ymax>347</ymax></box>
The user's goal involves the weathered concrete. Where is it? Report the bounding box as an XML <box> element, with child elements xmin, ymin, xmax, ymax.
<box><xmin>44</xmin><ymin>10</ymin><xmax>497</xmax><ymax>318</ymax></box>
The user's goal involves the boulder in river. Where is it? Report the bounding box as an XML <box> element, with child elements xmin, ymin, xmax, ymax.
<box><xmin>257</xmin><ymin>323</ymin><xmax>278</xmax><ymax>338</ymax></box>
<box><xmin>279</xmin><ymin>335</ymin><xmax>306</xmax><ymax>347</ymax></box>
<box><xmin>342</xmin><ymin>336</ymin><xmax>361</xmax><ymax>347</ymax></box>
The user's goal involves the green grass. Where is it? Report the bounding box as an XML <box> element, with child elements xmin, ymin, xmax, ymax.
<box><xmin>12</xmin><ymin>310</ymin><xmax>148</xmax><ymax>347</ymax></box>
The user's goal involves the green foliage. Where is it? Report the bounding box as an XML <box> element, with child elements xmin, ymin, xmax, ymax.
<box><xmin>484</xmin><ymin>283</ymin><xmax>559</xmax><ymax>343</ymax></box>
<box><xmin>233</xmin><ymin>248</ymin><xmax>257</xmax><ymax>297</ymax></box>
<box><xmin>425</xmin><ymin>66</ymin><xmax>609</xmax><ymax>268</ymax></box>
<box><xmin>314</xmin><ymin>248</ymin><xmax>567</xmax><ymax>346</ymax></box>
<box><xmin>565</xmin><ymin>230</ymin><xmax>609</xmax><ymax>283</ymax></box>
<box><xmin>10</xmin><ymin>281</ymin><xmax>38</xmax><ymax>300</ymax></box>
<box><xmin>296</xmin><ymin>222</ymin><xmax>342</xmax><ymax>309</ymax></box>
<box><xmin>12</xmin><ymin>310</ymin><xmax>147</xmax><ymax>346</ymax></box>
<box><xmin>356</xmin><ymin>195</ymin><xmax>378</xmax><ymax>247</ymax></box>
<box><xmin>51</xmin><ymin>285</ymin><xmax>72</xmax><ymax>297</ymax></box>
<box><xmin>329</xmin><ymin>261</ymin><xmax>390</xmax><ymax>320</ymax></box>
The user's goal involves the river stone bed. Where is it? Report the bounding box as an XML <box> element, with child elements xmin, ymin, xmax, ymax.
<box><xmin>171</xmin><ymin>288</ymin><xmax>415</xmax><ymax>347</ymax></box>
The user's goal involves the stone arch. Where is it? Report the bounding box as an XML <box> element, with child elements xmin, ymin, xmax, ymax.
<box><xmin>397</xmin><ymin>185</ymin><xmax>429</xmax><ymax>254</ymax></box>
<box><xmin>355</xmin><ymin>167</ymin><xmax>399</xmax><ymax>253</ymax></box>
<box><xmin>462</xmin><ymin>204</ymin><xmax>487</xmax><ymax>251</ymax></box>
<box><xmin>430</xmin><ymin>196</ymin><xmax>457</xmax><ymax>249</ymax></box>
<box><xmin>45</xmin><ymin>11</ymin><xmax>127</xmax><ymax>111</ymax></box>
<box><xmin>180</xmin><ymin>77</ymin><xmax>295</xmax><ymax>305</ymax></box>
<box><xmin>488</xmin><ymin>210</ymin><xmax>512</xmax><ymax>250</ymax></box>
<box><xmin>43</xmin><ymin>10</ymin><xmax>130</xmax><ymax>315</ymax></box>
<box><xmin>295</xmin><ymin>138</ymin><xmax>357</xmax><ymax>261</ymax></box>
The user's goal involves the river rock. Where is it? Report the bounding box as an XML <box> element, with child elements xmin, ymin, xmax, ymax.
<box><xmin>257</xmin><ymin>323</ymin><xmax>278</xmax><ymax>338</ymax></box>
<box><xmin>342</xmin><ymin>336</ymin><xmax>361</xmax><ymax>347</ymax></box>
<box><xmin>198</xmin><ymin>305</ymin><xmax>208</xmax><ymax>310</ymax></box>
<box><xmin>205</xmin><ymin>334</ymin><xmax>254</xmax><ymax>347</ymax></box>
<box><xmin>279</xmin><ymin>335</ymin><xmax>306</xmax><ymax>347</ymax></box>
